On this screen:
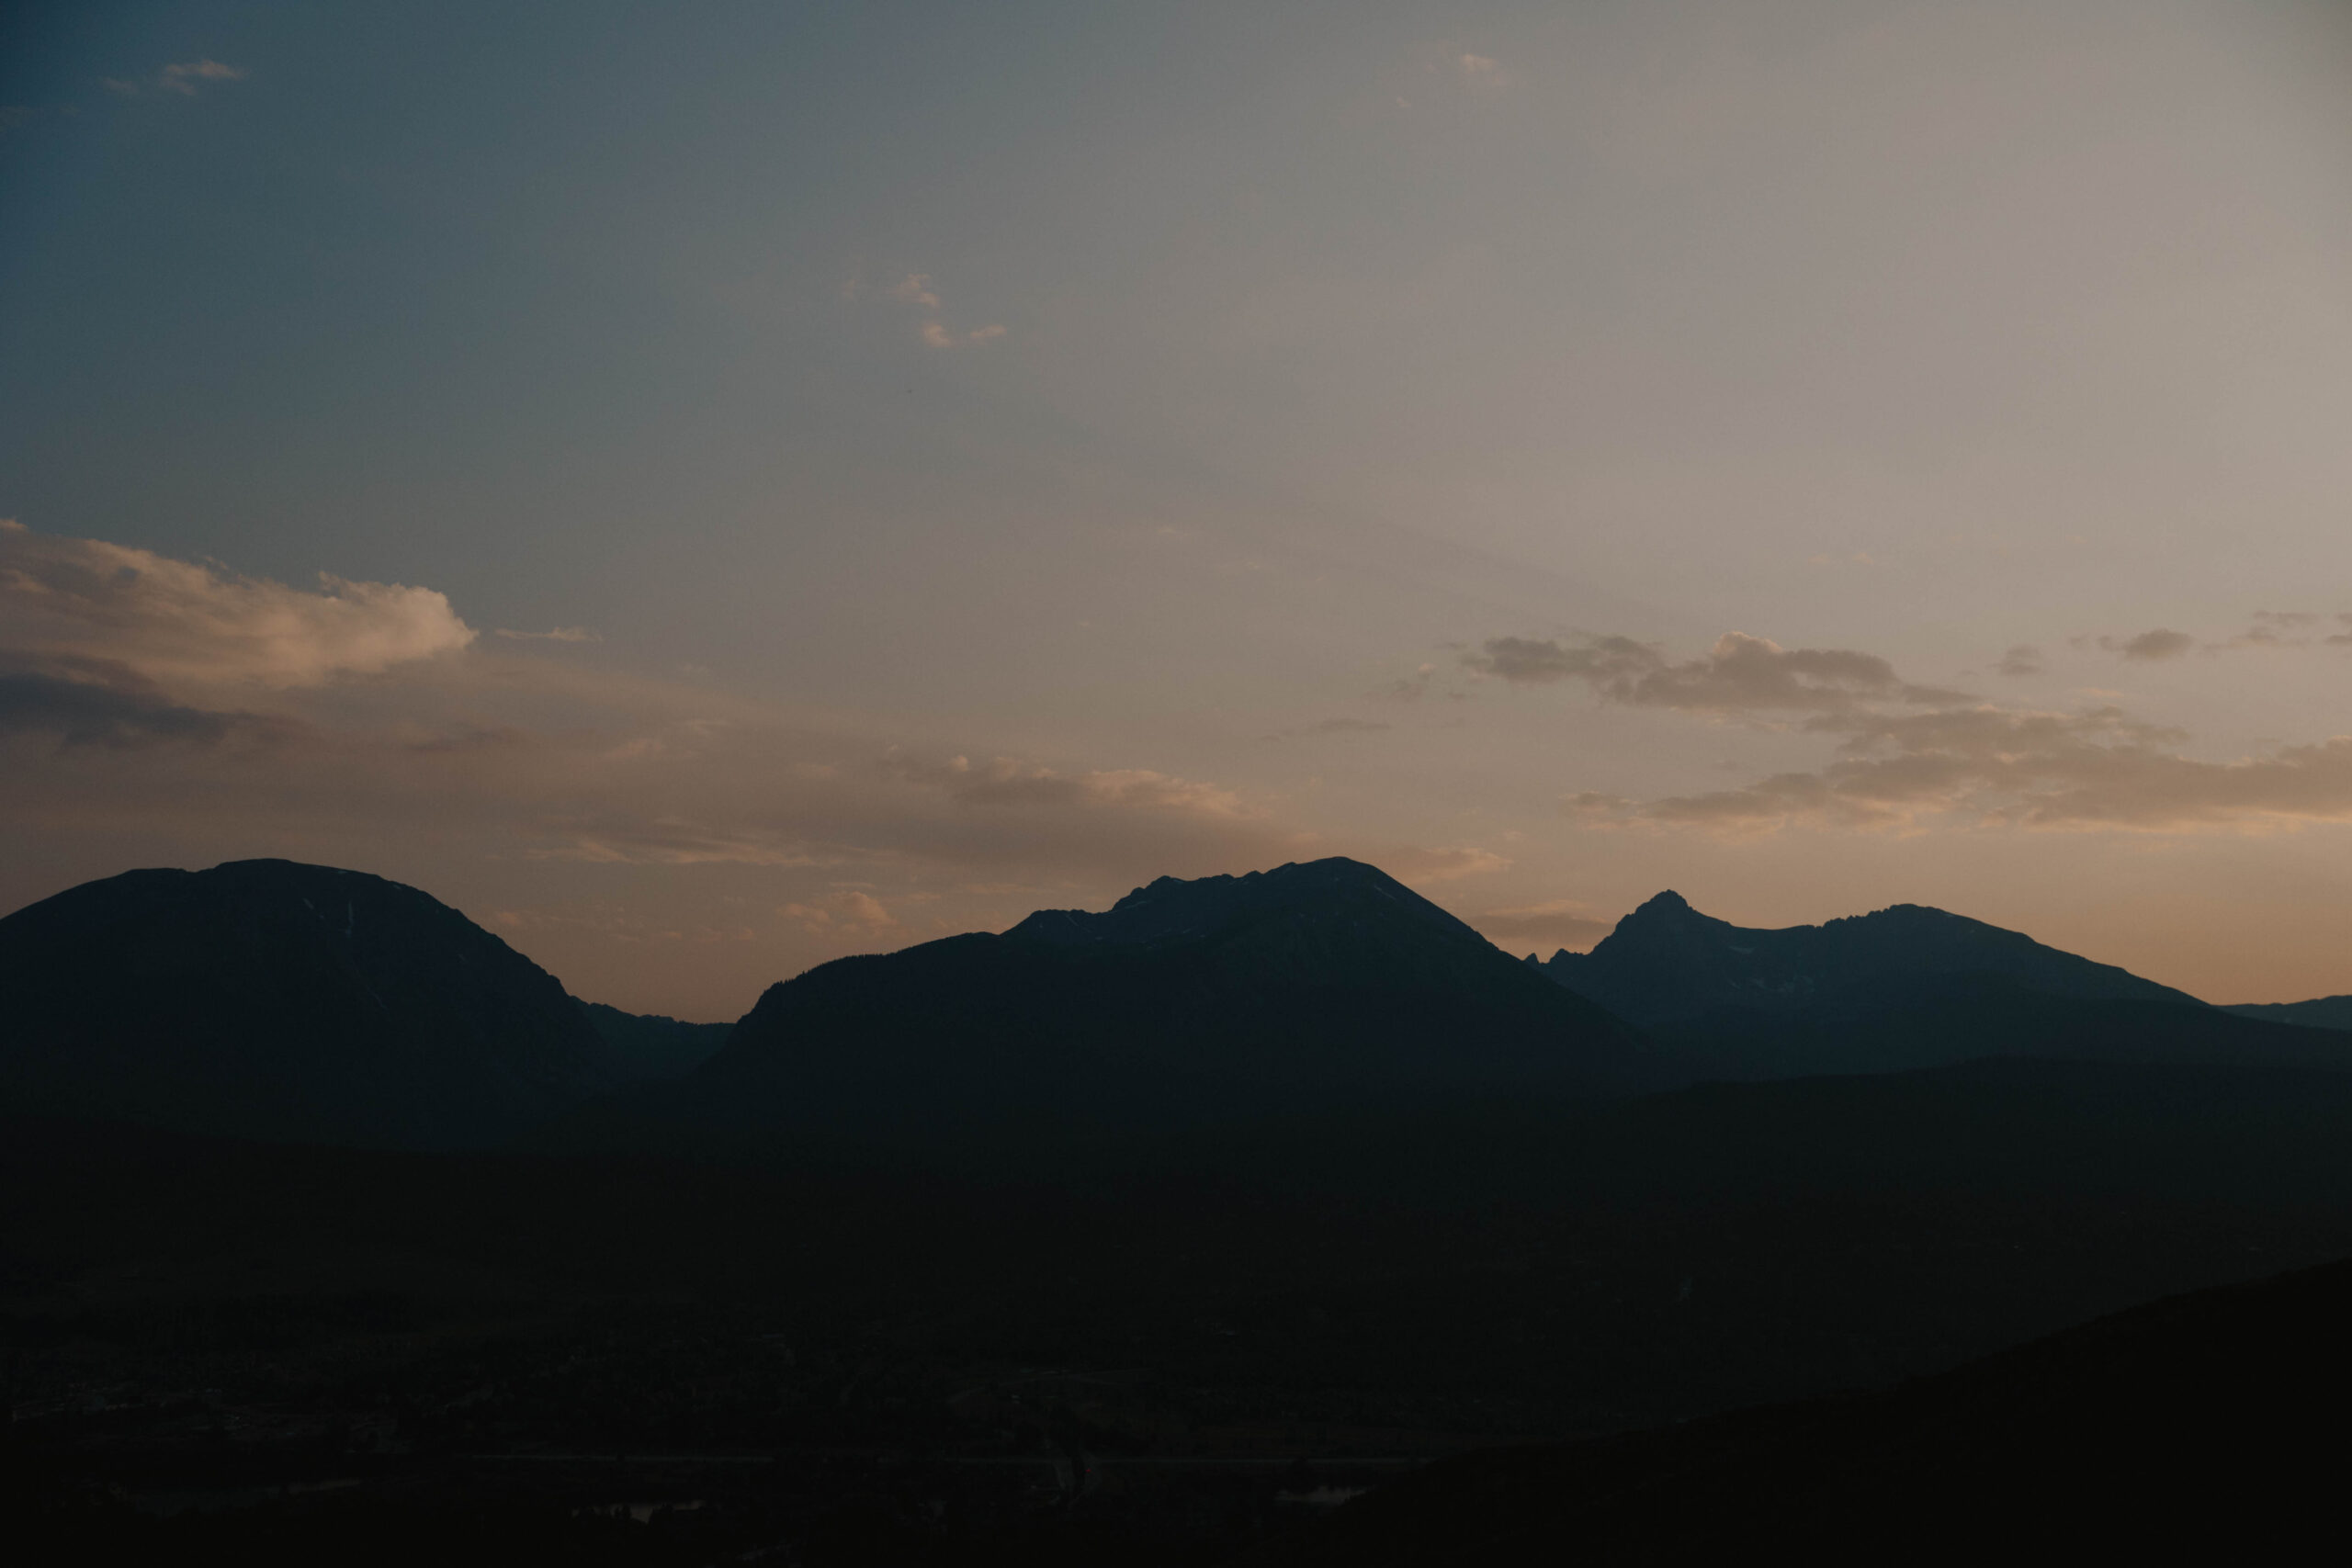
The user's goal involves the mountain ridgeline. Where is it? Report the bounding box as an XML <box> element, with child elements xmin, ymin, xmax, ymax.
<box><xmin>1521</xmin><ymin>887</ymin><xmax>2352</xmax><ymax>1083</ymax></box>
<box><xmin>1537</xmin><ymin>889</ymin><xmax>2200</xmax><ymax>1025</ymax></box>
<box><xmin>2225</xmin><ymin>995</ymin><xmax>2352</xmax><ymax>1032</ymax></box>
<box><xmin>687</xmin><ymin>858</ymin><xmax>1657</xmax><ymax>1156</ymax></box>
<box><xmin>576</xmin><ymin>999</ymin><xmax>732</xmax><ymax>1083</ymax></box>
<box><xmin>0</xmin><ymin>860</ymin><xmax>709</xmax><ymax>1149</ymax></box>
<box><xmin>6</xmin><ymin>853</ymin><xmax>2350</xmax><ymax>1156</ymax></box>
<box><xmin>15</xmin><ymin>854</ymin><xmax>2352</xmax><ymax>1560</ymax></box>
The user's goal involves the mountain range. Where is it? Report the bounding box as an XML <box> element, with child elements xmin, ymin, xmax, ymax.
<box><xmin>12</xmin><ymin>853</ymin><xmax>2352</xmax><ymax>1560</ymax></box>
<box><xmin>2224</xmin><ymin>994</ymin><xmax>2352</xmax><ymax>1032</ymax></box>
<box><xmin>677</xmin><ymin>857</ymin><xmax>1654</xmax><ymax>1158</ymax></box>
<box><xmin>6</xmin><ymin>854</ymin><xmax>2349</xmax><ymax>1154</ymax></box>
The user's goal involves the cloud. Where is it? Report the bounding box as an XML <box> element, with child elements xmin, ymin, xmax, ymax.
<box><xmin>2100</xmin><ymin>628</ymin><xmax>2197</xmax><ymax>661</ymax></box>
<box><xmin>846</xmin><ymin>266</ymin><xmax>1007</xmax><ymax>349</ymax></box>
<box><xmin>781</xmin><ymin>890</ymin><xmax>901</xmax><ymax>941</ymax></box>
<box><xmin>920</xmin><ymin>320</ymin><xmax>1007</xmax><ymax>349</ymax></box>
<box><xmin>1464</xmin><ymin>631</ymin><xmax>1970</xmax><ymax>713</ymax></box>
<box><xmin>1375</xmin><ymin>662</ymin><xmax>1442</xmax><ymax>702</ymax></box>
<box><xmin>495</xmin><ymin>626</ymin><xmax>600</xmax><ymax>643</ymax></box>
<box><xmin>102</xmin><ymin>78</ymin><xmax>141</xmax><ymax>96</ymax></box>
<box><xmin>0</xmin><ymin>521</ymin><xmax>475</xmax><ymax>691</ymax></box>
<box><xmin>1471</xmin><ymin>898</ymin><xmax>1613</xmax><ymax>953</ymax></box>
<box><xmin>2078</xmin><ymin>618</ymin><xmax>2352</xmax><ymax>659</ymax></box>
<box><xmin>885</xmin><ymin>273</ymin><xmax>942</xmax><ymax>310</ymax></box>
<box><xmin>1385</xmin><ymin>844</ymin><xmax>1510</xmax><ymax>884</ymax></box>
<box><xmin>158</xmin><ymin>60</ymin><xmax>244</xmax><ymax>96</ymax></box>
<box><xmin>1501</xmin><ymin>622</ymin><xmax>2352</xmax><ymax>839</ymax></box>
<box><xmin>884</xmin><ymin>752</ymin><xmax>1259</xmax><ymax>819</ymax></box>
<box><xmin>1578</xmin><ymin>702</ymin><xmax>2352</xmax><ymax>837</ymax></box>
<box><xmin>0</xmin><ymin>652</ymin><xmax>306</xmax><ymax>750</ymax></box>
<box><xmin>532</xmin><ymin>818</ymin><xmax>836</xmax><ymax>868</ymax></box>
<box><xmin>1996</xmin><ymin>645</ymin><xmax>2043</xmax><ymax>678</ymax></box>
<box><xmin>1265</xmin><ymin>716</ymin><xmax>1391</xmax><ymax>740</ymax></box>
<box><xmin>1438</xmin><ymin>50</ymin><xmax>1510</xmax><ymax>92</ymax></box>
<box><xmin>0</xmin><ymin>536</ymin><xmax>1325</xmax><ymax>1005</ymax></box>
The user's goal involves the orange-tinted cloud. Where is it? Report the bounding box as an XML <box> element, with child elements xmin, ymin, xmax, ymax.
<box><xmin>1471</xmin><ymin>898</ymin><xmax>1612</xmax><ymax>952</ymax></box>
<box><xmin>0</xmin><ymin>520</ymin><xmax>474</xmax><ymax>690</ymax></box>
<box><xmin>1582</xmin><ymin>703</ymin><xmax>2352</xmax><ymax>836</ymax></box>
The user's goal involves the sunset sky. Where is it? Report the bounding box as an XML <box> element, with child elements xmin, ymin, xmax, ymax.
<box><xmin>5</xmin><ymin>1</ymin><xmax>2351</xmax><ymax>1019</ymax></box>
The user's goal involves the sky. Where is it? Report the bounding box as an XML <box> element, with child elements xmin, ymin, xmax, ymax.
<box><xmin>4</xmin><ymin>0</ymin><xmax>2351</xmax><ymax>1019</ymax></box>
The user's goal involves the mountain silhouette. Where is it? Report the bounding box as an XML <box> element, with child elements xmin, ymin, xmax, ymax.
<box><xmin>0</xmin><ymin>860</ymin><xmax>616</xmax><ymax>1148</ymax></box>
<box><xmin>577</xmin><ymin>998</ymin><xmax>731</xmax><ymax>1082</ymax></box>
<box><xmin>2225</xmin><ymin>994</ymin><xmax>2352</xmax><ymax>1032</ymax></box>
<box><xmin>679</xmin><ymin>857</ymin><xmax>1657</xmax><ymax>1157</ymax></box>
<box><xmin>1538</xmin><ymin>890</ymin><xmax>2199</xmax><ymax>1026</ymax></box>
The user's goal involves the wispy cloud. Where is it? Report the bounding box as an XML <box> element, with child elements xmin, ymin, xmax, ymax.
<box><xmin>843</xmin><ymin>266</ymin><xmax>1006</xmax><ymax>349</ymax></box>
<box><xmin>2099</xmin><ymin>628</ymin><xmax>2196</xmax><ymax>661</ymax></box>
<box><xmin>0</xmin><ymin>651</ymin><xmax>307</xmax><ymax>750</ymax></box>
<box><xmin>2075</xmin><ymin>615</ymin><xmax>2352</xmax><ymax>660</ymax></box>
<box><xmin>496</xmin><ymin>626</ymin><xmax>600</xmax><ymax>644</ymax></box>
<box><xmin>1532</xmin><ymin>628</ymin><xmax>2352</xmax><ymax>838</ymax></box>
<box><xmin>157</xmin><ymin>60</ymin><xmax>245</xmax><ymax>96</ymax></box>
<box><xmin>780</xmin><ymin>889</ymin><xmax>901</xmax><ymax>941</ymax></box>
<box><xmin>1263</xmin><ymin>716</ymin><xmax>1391</xmax><ymax>740</ymax></box>
<box><xmin>1471</xmin><ymin>898</ymin><xmax>1613</xmax><ymax>953</ymax></box>
<box><xmin>1463</xmin><ymin>630</ymin><xmax>1970</xmax><ymax>714</ymax></box>
<box><xmin>883</xmin><ymin>751</ymin><xmax>1260</xmax><ymax>819</ymax></box>
<box><xmin>1385</xmin><ymin>844</ymin><xmax>1510</xmax><ymax>884</ymax></box>
<box><xmin>885</xmin><ymin>273</ymin><xmax>942</xmax><ymax>310</ymax></box>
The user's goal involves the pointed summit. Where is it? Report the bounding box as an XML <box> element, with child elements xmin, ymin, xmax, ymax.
<box><xmin>1535</xmin><ymin>889</ymin><xmax>2197</xmax><ymax>1027</ymax></box>
<box><xmin>1623</xmin><ymin>889</ymin><xmax>1702</xmax><ymax>923</ymax></box>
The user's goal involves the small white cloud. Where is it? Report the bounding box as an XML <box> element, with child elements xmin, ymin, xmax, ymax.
<box><xmin>921</xmin><ymin>319</ymin><xmax>1006</xmax><ymax>350</ymax></box>
<box><xmin>495</xmin><ymin>626</ymin><xmax>600</xmax><ymax>643</ymax></box>
<box><xmin>849</xmin><ymin>266</ymin><xmax>1004</xmax><ymax>349</ymax></box>
<box><xmin>886</xmin><ymin>273</ymin><xmax>942</xmax><ymax>310</ymax></box>
<box><xmin>159</xmin><ymin>60</ymin><xmax>245</xmax><ymax>96</ymax></box>
<box><xmin>102</xmin><ymin>78</ymin><xmax>141</xmax><ymax>96</ymax></box>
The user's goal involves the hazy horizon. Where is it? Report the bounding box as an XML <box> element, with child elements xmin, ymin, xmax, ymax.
<box><xmin>6</xmin><ymin>1</ymin><xmax>2351</xmax><ymax>1017</ymax></box>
